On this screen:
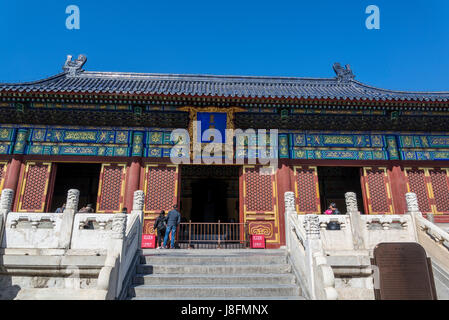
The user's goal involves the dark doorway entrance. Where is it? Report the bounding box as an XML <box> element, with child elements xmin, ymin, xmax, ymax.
<box><xmin>50</xmin><ymin>163</ymin><xmax>101</xmax><ymax>212</ymax></box>
<box><xmin>318</xmin><ymin>166</ymin><xmax>365</xmax><ymax>214</ymax></box>
<box><xmin>180</xmin><ymin>165</ymin><xmax>240</xmax><ymax>222</ymax></box>
<box><xmin>191</xmin><ymin>179</ymin><xmax>227</xmax><ymax>222</ymax></box>
<box><xmin>179</xmin><ymin>165</ymin><xmax>245</xmax><ymax>249</ymax></box>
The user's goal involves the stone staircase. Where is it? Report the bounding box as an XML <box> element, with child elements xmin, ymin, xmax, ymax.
<box><xmin>127</xmin><ymin>249</ymin><xmax>304</xmax><ymax>300</ymax></box>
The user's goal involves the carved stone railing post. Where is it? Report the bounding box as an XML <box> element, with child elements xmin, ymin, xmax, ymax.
<box><xmin>284</xmin><ymin>191</ymin><xmax>295</xmax><ymax>214</ymax></box>
<box><xmin>303</xmin><ymin>214</ymin><xmax>321</xmax><ymax>299</ymax></box>
<box><xmin>106</xmin><ymin>213</ymin><xmax>128</xmax><ymax>298</ymax></box>
<box><xmin>304</xmin><ymin>214</ymin><xmax>320</xmax><ymax>240</ymax></box>
<box><xmin>405</xmin><ymin>192</ymin><xmax>421</xmax><ymax>216</ymax></box>
<box><xmin>0</xmin><ymin>188</ymin><xmax>14</xmax><ymax>212</ymax></box>
<box><xmin>132</xmin><ymin>190</ymin><xmax>144</xmax><ymax>212</ymax></box>
<box><xmin>303</xmin><ymin>214</ymin><xmax>338</xmax><ymax>300</ymax></box>
<box><xmin>345</xmin><ymin>192</ymin><xmax>365</xmax><ymax>250</ymax></box>
<box><xmin>0</xmin><ymin>188</ymin><xmax>14</xmax><ymax>224</ymax></box>
<box><xmin>132</xmin><ymin>190</ymin><xmax>145</xmax><ymax>249</ymax></box>
<box><xmin>62</xmin><ymin>189</ymin><xmax>80</xmax><ymax>249</ymax></box>
<box><xmin>111</xmin><ymin>214</ymin><xmax>127</xmax><ymax>240</ymax></box>
<box><xmin>345</xmin><ymin>192</ymin><xmax>358</xmax><ymax>213</ymax></box>
<box><xmin>405</xmin><ymin>192</ymin><xmax>422</xmax><ymax>241</ymax></box>
<box><xmin>65</xmin><ymin>189</ymin><xmax>80</xmax><ymax>212</ymax></box>
<box><xmin>0</xmin><ymin>188</ymin><xmax>14</xmax><ymax>245</ymax></box>
<box><xmin>284</xmin><ymin>191</ymin><xmax>296</xmax><ymax>250</ymax></box>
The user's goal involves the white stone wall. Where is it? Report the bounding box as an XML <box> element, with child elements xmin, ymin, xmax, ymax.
<box><xmin>360</xmin><ymin>215</ymin><xmax>415</xmax><ymax>250</ymax></box>
<box><xmin>70</xmin><ymin>213</ymin><xmax>129</xmax><ymax>250</ymax></box>
<box><xmin>2</xmin><ymin>212</ymin><xmax>64</xmax><ymax>249</ymax></box>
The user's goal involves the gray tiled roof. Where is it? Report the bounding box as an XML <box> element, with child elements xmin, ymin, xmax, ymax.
<box><xmin>1</xmin><ymin>56</ymin><xmax>448</xmax><ymax>102</ymax></box>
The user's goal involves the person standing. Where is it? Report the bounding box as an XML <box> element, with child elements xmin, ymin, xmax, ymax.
<box><xmin>79</xmin><ymin>204</ymin><xmax>95</xmax><ymax>229</ymax></box>
<box><xmin>55</xmin><ymin>203</ymin><xmax>66</xmax><ymax>213</ymax></box>
<box><xmin>154</xmin><ymin>210</ymin><xmax>167</xmax><ymax>249</ymax></box>
<box><xmin>326</xmin><ymin>203</ymin><xmax>341</xmax><ymax>230</ymax></box>
<box><xmin>330</xmin><ymin>203</ymin><xmax>341</xmax><ymax>215</ymax></box>
<box><xmin>163</xmin><ymin>205</ymin><xmax>181</xmax><ymax>249</ymax></box>
<box><xmin>79</xmin><ymin>204</ymin><xmax>94</xmax><ymax>213</ymax></box>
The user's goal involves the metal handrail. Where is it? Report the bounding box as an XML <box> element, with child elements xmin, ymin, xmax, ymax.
<box><xmin>177</xmin><ymin>221</ymin><xmax>250</xmax><ymax>249</ymax></box>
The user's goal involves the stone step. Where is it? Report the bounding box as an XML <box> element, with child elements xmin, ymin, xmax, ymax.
<box><xmin>136</xmin><ymin>264</ymin><xmax>292</xmax><ymax>275</ymax></box>
<box><xmin>141</xmin><ymin>249</ymin><xmax>286</xmax><ymax>255</ymax></box>
<box><xmin>129</xmin><ymin>284</ymin><xmax>301</xmax><ymax>298</ymax></box>
<box><xmin>10</xmin><ymin>288</ymin><xmax>107</xmax><ymax>300</ymax></box>
<box><xmin>133</xmin><ymin>273</ymin><xmax>296</xmax><ymax>285</ymax></box>
<box><xmin>126</xmin><ymin>249</ymin><xmax>301</xmax><ymax>300</ymax></box>
<box><xmin>129</xmin><ymin>296</ymin><xmax>306</xmax><ymax>300</ymax></box>
<box><xmin>140</xmin><ymin>254</ymin><xmax>287</xmax><ymax>265</ymax></box>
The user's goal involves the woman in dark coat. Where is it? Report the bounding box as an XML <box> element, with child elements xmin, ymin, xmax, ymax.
<box><xmin>154</xmin><ymin>210</ymin><xmax>167</xmax><ymax>249</ymax></box>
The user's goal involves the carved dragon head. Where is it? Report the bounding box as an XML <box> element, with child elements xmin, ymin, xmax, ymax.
<box><xmin>332</xmin><ymin>62</ymin><xmax>355</xmax><ymax>82</ymax></box>
<box><xmin>63</xmin><ymin>54</ymin><xmax>87</xmax><ymax>76</ymax></box>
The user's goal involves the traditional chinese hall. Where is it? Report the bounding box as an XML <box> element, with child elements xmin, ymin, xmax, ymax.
<box><xmin>0</xmin><ymin>56</ymin><xmax>449</xmax><ymax>248</ymax></box>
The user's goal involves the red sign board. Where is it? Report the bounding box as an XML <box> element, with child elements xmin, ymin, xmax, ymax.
<box><xmin>141</xmin><ymin>234</ymin><xmax>156</xmax><ymax>248</ymax></box>
<box><xmin>250</xmin><ymin>234</ymin><xmax>265</xmax><ymax>249</ymax></box>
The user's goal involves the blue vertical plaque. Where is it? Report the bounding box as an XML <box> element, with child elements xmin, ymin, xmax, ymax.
<box><xmin>196</xmin><ymin>112</ymin><xmax>227</xmax><ymax>143</ymax></box>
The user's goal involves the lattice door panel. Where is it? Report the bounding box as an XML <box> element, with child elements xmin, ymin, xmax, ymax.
<box><xmin>241</xmin><ymin>166</ymin><xmax>279</xmax><ymax>244</ymax></box>
<box><xmin>96</xmin><ymin>163</ymin><xmax>127</xmax><ymax>213</ymax></box>
<box><xmin>363</xmin><ymin>167</ymin><xmax>394</xmax><ymax>214</ymax></box>
<box><xmin>429</xmin><ymin>169</ymin><xmax>449</xmax><ymax>214</ymax></box>
<box><xmin>18</xmin><ymin>162</ymin><xmax>52</xmax><ymax>212</ymax></box>
<box><xmin>405</xmin><ymin>168</ymin><xmax>432</xmax><ymax>214</ymax></box>
<box><xmin>0</xmin><ymin>162</ymin><xmax>7</xmax><ymax>192</ymax></box>
<box><xmin>293</xmin><ymin>166</ymin><xmax>320</xmax><ymax>214</ymax></box>
<box><xmin>144</xmin><ymin>164</ymin><xmax>178</xmax><ymax>214</ymax></box>
<box><xmin>243</xmin><ymin>166</ymin><xmax>276</xmax><ymax>213</ymax></box>
<box><xmin>143</xmin><ymin>164</ymin><xmax>179</xmax><ymax>234</ymax></box>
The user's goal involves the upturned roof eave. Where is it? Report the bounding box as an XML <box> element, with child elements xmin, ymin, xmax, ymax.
<box><xmin>1</xmin><ymin>65</ymin><xmax>449</xmax><ymax>104</ymax></box>
<box><xmin>2</xmin><ymin>89</ymin><xmax>449</xmax><ymax>106</ymax></box>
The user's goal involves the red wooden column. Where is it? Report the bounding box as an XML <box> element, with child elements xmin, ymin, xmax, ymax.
<box><xmin>276</xmin><ymin>163</ymin><xmax>293</xmax><ymax>246</ymax></box>
<box><xmin>125</xmin><ymin>157</ymin><xmax>142</xmax><ymax>212</ymax></box>
<box><xmin>389</xmin><ymin>165</ymin><xmax>408</xmax><ymax>214</ymax></box>
<box><xmin>4</xmin><ymin>155</ymin><xmax>23</xmax><ymax>196</ymax></box>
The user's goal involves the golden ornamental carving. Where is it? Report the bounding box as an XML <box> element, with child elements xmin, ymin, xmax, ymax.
<box><xmin>177</xmin><ymin>106</ymin><xmax>246</xmax><ymax>160</ymax></box>
<box><xmin>249</xmin><ymin>222</ymin><xmax>273</xmax><ymax>238</ymax></box>
<box><xmin>0</xmin><ymin>129</ymin><xmax>10</xmax><ymax>139</ymax></box>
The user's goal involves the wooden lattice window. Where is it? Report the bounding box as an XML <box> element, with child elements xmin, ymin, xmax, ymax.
<box><xmin>363</xmin><ymin>167</ymin><xmax>394</xmax><ymax>214</ymax></box>
<box><xmin>142</xmin><ymin>164</ymin><xmax>179</xmax><ymax>235</ymax></box>
<box><xmin>96</xmin><ymin>163</ymin><xmax>127</xmax><ymax>213</ymax></box>
<box><xmin>18</xmin><ymin>162</ymin><xmax>52</xmax><ymax>212</ymax></box>
<box><xmin>243</xmin><ymin>167</ymin><xmax>275</xmax><ymax>213</ymax></box>
<box><xmin>405</xmin><ymin>168</ymin><xmax>449</xmax><ymax>214</ymax></box>
<box><xmin>293</xmin><ymin>166</ymin><xmax>320</xmax><ymax>214</ymax></box>
<box><xmin>241</xmin><ymin>166</ymin><xmax>279</xmax><ymax>244</ymax></box>
<box><xmin>144</xmin><ymin>164</ymin><xmax>178</xmax><ymax>213</ymax></box>
<box><xmin>429</xmin><ymin>169</ymin><xmax>449</xmax><ymax>214</ymax></box>
<box><xmin>0</xmin><ymin>162</ymin><xmax>7</xmax><ymax>193</ymax></box>
<box><xmin>405</xmin><ymin>168</ymin><xmax>432</xmax><ymax>214</ymax></box>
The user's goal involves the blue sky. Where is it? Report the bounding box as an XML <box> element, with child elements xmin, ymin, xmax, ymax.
<box><xmin>1</xmin><ymin>0</ymin><xmax>448</xmax><ymax>91</ymax></box>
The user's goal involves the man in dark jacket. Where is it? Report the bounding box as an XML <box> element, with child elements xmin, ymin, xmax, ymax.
<box><xmin>163</xmin><ymin>205</ymin><xmax>181</xmax><ymax>249</ymax></box>
<box><xmin>330</xmin><ymin>203</ymin><xmax>341</xmax><ymax>215</ymax></box>
<box><xmin>327</xmin><ymin>203</ymin><xmax>341</xmax><ymax>230</ymax></box>
<box><xmin>154</xmin><ymin>210</ymin><xmax>167</xmax><ymax>249</ymax></box>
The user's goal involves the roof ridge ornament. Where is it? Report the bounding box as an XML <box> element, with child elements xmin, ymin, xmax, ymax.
<box><xmin>63</xmin><ymin>54</ymin><xmax>87</xmax><ymax>77</ymax></box>
<box><xmin>332</xmin><ymin>62</ymin><xmax>355</xmax><ymax>82</ymax></box>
